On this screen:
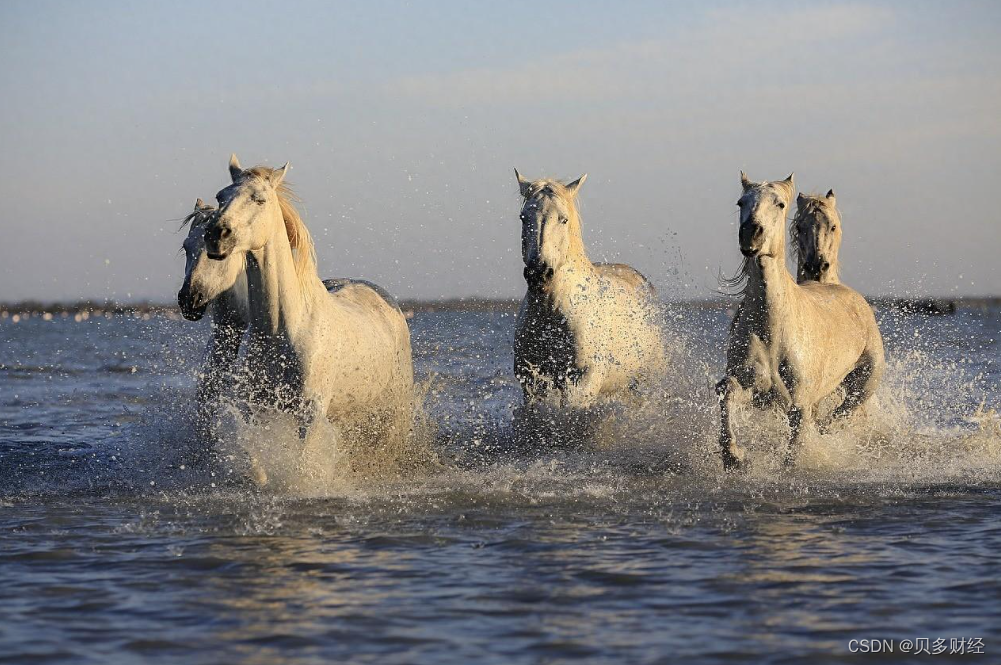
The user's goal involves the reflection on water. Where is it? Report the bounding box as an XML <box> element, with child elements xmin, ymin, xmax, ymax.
<box><xmin>0</xmin><ymin>304</ymin><xmax>999</xmax><ymax>663</ymax></box>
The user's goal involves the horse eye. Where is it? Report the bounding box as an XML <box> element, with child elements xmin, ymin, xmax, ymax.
<box><xmin>736</xmin><ymin>200</ymin><xmax>744</xmax><ymax>208</ymax></box>
<box><xmin>559</xmin><ymin>216</ymin><xmax>568</xmax><ymax>224</ymax></box>
<box><xmin>777</xmin><ymin>201</ymin><xmax>786</xmax><ymax>209</ymax></box>
<box><xmin>831</xmin><ymin>225</ymin><xmax>837</xmax><ymax>231</ymax></box>
<box><xmin>252</xmin><ymin>196</ymin><xmax>266</xmax><ymax>205</ymax></box>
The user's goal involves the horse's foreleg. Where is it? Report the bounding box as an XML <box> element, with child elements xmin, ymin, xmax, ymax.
<box><xmin>783</xmin><ymin>405</ymin><xmax>807</xmax><ymax>468</ymax></box>
<box><xmin>297</xmin><ymin>398</ymin><xmax>323</xmax><ymax>441</ymax></box>
<box><xmin>717</xmin><ymin>376</ymin><xmax>746</xmax><ymax>470</ymax></box>
<box><xmin>192</xmin><ymin>323</ymin><xmax>244</xmax><ymax>462</ymax></box>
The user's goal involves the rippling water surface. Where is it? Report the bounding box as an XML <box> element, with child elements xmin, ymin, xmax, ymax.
<box><xmin>1</xmin><ymin>303</ymin><xmax>999</xmax><ymax>664</ymax></box>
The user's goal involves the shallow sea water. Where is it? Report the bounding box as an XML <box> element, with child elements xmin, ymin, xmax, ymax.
<box><xmin>1</xmin><ymin>303</ymin><xmax>999</xmax><ymax>664</ymax></box>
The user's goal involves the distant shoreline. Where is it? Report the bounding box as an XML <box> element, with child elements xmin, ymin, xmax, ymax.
<box><xmin>1</xmin><ymin>296</ymin><xmax>998</xmax><ymax>319</ymax></box>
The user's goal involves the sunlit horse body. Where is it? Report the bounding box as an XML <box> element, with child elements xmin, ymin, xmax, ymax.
<box><xmin>513</xmin><ymin>170</ymin><xmax>666</xmax><ymax>410</ymax></box>
<box><xmin>198</xmin><ymin>155</ymin><xmax>414</xmax><ymax>477</ymax></box>
<box><xmin>791</xmin><ymin>190</ymin><xmax>842</xmax><ymax>284</ymax></box>
<box><xmin>177</xmin><ymin>200</ymin><xmax>359</xmax><ymax>427</ymax></box>
<box><xmin>717</xmin><ymin>173</ymin><xmax>884</xmax><ymax>470</ymax></box>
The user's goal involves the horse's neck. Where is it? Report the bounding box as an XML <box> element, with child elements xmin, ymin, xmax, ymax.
<box><xmin>245</xmin><ymin>220</ymin><xmax>321</xmax><ymax>340</ymax></box>
<box><xmin>210</xmin><ymin>298</ymin><xmax>246</xmax><ymax>333</ymax></box>
<box><xmin>545</xmin><ymin>254</ymin><xmax>597</xmax><ymax>310</ymax></box>
<box><xmin>213</xmin><ymin>275</ymin><xmax>249</xmax><ymax>331</ymax></box>
<box><xmin>745</xmin><ymin>254</ymin><xmax>798</xmax><ymax>327</ymax></box>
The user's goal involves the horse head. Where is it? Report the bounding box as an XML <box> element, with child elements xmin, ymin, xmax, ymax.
<box><xmin>514</xmin><ymin>169</ymin><xmax>587</xmax><ymax>285</ymax></box>
<box><xmin>177</xmin><ymin>198</ymin><xmax>246</xmax><ymax>321</ymax></box>
<box><xmin>736</xmin><ymin>171</ymin><xmax>795</xmax><ymax>260</ymax></box>
<box><xmin>793</xmin><ymin>190</ymin><xmax>841</xmax><ymax>283</ymax></box>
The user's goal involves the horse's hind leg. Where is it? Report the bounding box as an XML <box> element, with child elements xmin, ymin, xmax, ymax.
<box><xmin>829</xmin><ymin>352</ymin><xmax>883</xmax><ymax>424</ymax></box>
<box><xmin>717</xmin><ymin>377</ymin><xmax>746</xmax><ymax>470</ymax></box>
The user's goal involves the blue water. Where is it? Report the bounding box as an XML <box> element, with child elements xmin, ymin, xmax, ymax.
<box><xmin>1</xmin><ymin>303</ymin><xmax>999</xmax><ymax>664</ymax></box>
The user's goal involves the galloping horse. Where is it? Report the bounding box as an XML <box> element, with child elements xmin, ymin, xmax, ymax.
<box><xmin>197</xmin><ymin>155</ymin><xmax>414</xmax><ymax>474</ymax></box>
<box><xmin>717</xmin><ymin>173</ymin><xmax>884</xmax><ymax>470</ymax></box>
<box><xmin>513</xmin><ymin>170</ymin><xmax>666</xmax><ymax>410</ymax></box>
<box><xmin>791</xmin><ymin>190</ymin><xmax>842</xmax><ymax>284</ymax></box>
<box><xmin>177</xmin><ymin>199</ymin><xmax>354</xmax><ymax>427</ymax></box>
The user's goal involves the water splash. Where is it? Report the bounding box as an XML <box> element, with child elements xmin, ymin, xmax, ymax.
<box><xmin>1</xmin><ymin>305</ymin><xmax>997</xmax><ymax>505</ymax></box>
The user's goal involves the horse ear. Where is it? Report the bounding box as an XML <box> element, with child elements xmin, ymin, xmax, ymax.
<box><xmin>270</xmin><ymin>162</ymin><xmax>289</xmax><ymax>187</ymax></box>
<box><xmin>565</xmin><ymin>173</ymin><xmax>587</xmax><ymax>196</ymax></box>
<box><xmin>195</xmin><ymin>197</ymin><xmax>206</xmax><ymax>209</ymax></box>
<box><xmin>514</xmin><ymin>168</ymin><xmax>531</xmax><ymax>198</ymax></box>
<box><xmin>826</xmin><ymin>189</ymin><xmax>836</xmax><ymax>204</ymax></box>
<box><xmin>797</xmin><ymin>192</ymin><xmax>806</xmax><ymax>205</ymax></box>
<box><xmin>778</xmin><ymin>173</ymin><xmax>795</xmax><ymax>199</ymax></box>
<box><xmin>740</xmin><ymin>171</ymin><xmax>752</xmax><ymax>190</ymax></box>
<box><xmin>229</xmin><ymin>154</ymin><xmax>243</xmax><ymax>182</ymax></box>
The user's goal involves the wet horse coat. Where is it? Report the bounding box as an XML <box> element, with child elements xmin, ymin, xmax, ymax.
<box><xmin>718</xmin><ymin>173</ymin><xmax>884</xmax><ymax>469</ymax></box>
<box><xmin>513</xmin><ymin>170</ymin><xmax>666</xmax><ymax>409</ymax></box>
<box><xmin>199</xmin><ymin>156</ymin><xmax>414</xmax><ymax>482</ymax></box>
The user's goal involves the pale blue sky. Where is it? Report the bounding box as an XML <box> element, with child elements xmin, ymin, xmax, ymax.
<box><xmin>1</xmin><ymin>0</ymin><xmax>999</xmax><ymax>301</ymax></box>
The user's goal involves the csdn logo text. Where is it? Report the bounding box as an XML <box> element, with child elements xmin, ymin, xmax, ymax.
<box><xmin>849</xmin><ymin>639</ymin><xmax>896</xmax><ymax>653</ymax></box>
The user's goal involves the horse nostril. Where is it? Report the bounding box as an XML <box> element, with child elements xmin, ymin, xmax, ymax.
<box><xmin>821</xmin><ymin>261</ymin><xmax>831</xmax><ymax>271</ymax></box>
<box><xmin>752</xmin><ymin>225</ymin><xmax>763</xmax><ymax>239</ymax></box>
<box><xmin>219</xmin><ymin>227</ymin><xmax>231</xmax><ymax>239</ymax></box>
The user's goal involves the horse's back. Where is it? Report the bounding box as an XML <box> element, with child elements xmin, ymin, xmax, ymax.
<box><xmin>319</xmin><ymin>278</ymin><xmax>413</xmax><ymax>403</ymax></box>
<box><xmin>593</xmin><ymin>262</ymin><xmax>656</xmax><ymax>296</ymax></box>
<box><xmin>797</xmin><ymin>281</ymin><xmax>884</xmax><ymax>361</ymax></box>
<box><xmin>799</xmin><ymin>282</ymin><xmax>877</xmax><ymax>326</ymax></box>
<box><xmin>323</xmin><ymin>277</ymin><xmax>401</xmax><ymax>312</ymax></box>
<box><xmin>322</xmin><ymin>277</ymin><xmax>410</xmax><ymax>353</ymax></box>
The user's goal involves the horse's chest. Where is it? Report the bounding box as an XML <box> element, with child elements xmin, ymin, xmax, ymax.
<box><xmin>515</xmin><ymin>302</ymin><xmax>580</xmax><ymax>390</ymax></box>
<box><xmin>244</xmin><ymin>333</ymin><xmax>306</xmax><ymax>410</ymax></box>
<box><xmin>729</xmin><ymin>332</ymin><xmax>776</xmax><ymax>389</ymax></box>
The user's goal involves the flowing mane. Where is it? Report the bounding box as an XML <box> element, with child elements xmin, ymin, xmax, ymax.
<box><xmin>717</xmin><ymin>257</ymin><xmax>751</xmax><ymax>296</ymax></box>
<box><xmin>179</xmin><ymin>201</ymin><xmax>216</xmax><ymax>230</ymax></box>
<box><xmin>243</xmin><ymin>166</ymin><xmax>318</xmax><ymax>294</ymax></box>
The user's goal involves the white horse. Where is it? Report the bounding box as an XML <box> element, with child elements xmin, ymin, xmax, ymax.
<box><xmin>717</xmin><ymin>173</ymin><xmax>884</xmax><ymax>470</ymax></box>
<box><xmin>177</xmin><ymin>199</ymin><xmax>372</xmax><ymax>414</ymax></box>
<box><xmin>791</xmin><ymin>190</ymin><xmax>842</xmax><ymax>284</ymax></box>
<box><xmin>513</xmin><ymin>170</ymin><xmax>666</xmax><ymax>410</ymax></box>
<box><xmin>177</xmin><ymin>199</ymin><xmax>249</xmax><ymax>423</ymax></box>
<box><xmin>199</xmin><ymin>155</ymin><xmax>414</xmax><ymax>469</ymax></box>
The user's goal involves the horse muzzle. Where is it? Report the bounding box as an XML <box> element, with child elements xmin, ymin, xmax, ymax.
<box><xmin>203</xmin><ymin>223</ymin><xmax>234</xmax><ymax>260</ymax></box>
<box><xmin>177</xmin><ymin>287</ymin><xmax>208</xmax><ymax>321</ymax></box>
<box><xmin>739</xmin><ymin>223</ymin><xmax>764</xmax><ymax>257</ymax></box>
<box><xmin>801</xmin><ymin>259</ymin><xmax>831</xmax><ymax>281</ymax></box>
<box><xmin>523</xmin><ymin>264</ymin><xmax>554</xmax><ymax>286</ymax></box>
